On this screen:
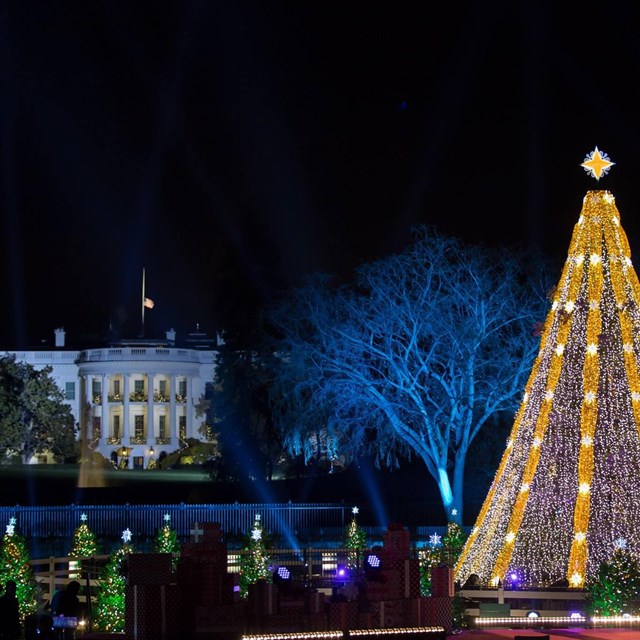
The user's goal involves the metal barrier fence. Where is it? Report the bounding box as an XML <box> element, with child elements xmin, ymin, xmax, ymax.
<box><xmin>1</xmin><ymin>503</ymin><xmax>346</xmax><ymax>542</ymax></box>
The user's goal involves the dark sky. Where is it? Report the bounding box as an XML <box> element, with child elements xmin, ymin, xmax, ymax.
<box><xmin>3</xmin><ymin>2</ymin><xmax>640</xmax><ymax>348</ymax></box>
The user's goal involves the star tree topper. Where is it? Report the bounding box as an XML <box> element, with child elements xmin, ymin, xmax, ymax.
<box><xmin>581</xmin><ymin>146</ymin><xmax>615</xmax><ymax>180</ymax></box>
<box><xmin>122</xmin><ymin>528</ymin><xmax>132</xmax><ymax>543</ymax></box>
<box><xmin>6</xmin><ymin>517</ymin><xmax>16</xmax><ymax>536</ymax></box>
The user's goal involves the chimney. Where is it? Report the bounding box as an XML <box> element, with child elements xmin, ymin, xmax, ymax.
<box><xmin>54</xmin><ymin>328</ymin><xmax>66</xmax><ymax>348</ymax></box>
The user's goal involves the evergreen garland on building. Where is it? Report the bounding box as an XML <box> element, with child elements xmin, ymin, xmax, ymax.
<box><xmin>69</xmin><ymin>513</ymin><xmax>99</xmax><ymax>557</ymax></box>
<box><xmin>0</xmin><ymin>518</ymin><xmax>41</xmax><ymax>619</ymax></box>
<box><xmin>93</xmin><ymin>529</ymin><xmax>133</xmax><ymax>632</ymax></box>
<box><xmin>239</xmin><ymin>514</ymin><xmax>272</xmax><ymax>598</ymax></box>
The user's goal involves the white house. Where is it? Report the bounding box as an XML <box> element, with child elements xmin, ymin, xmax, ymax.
<box><xmin>6</xmin><ymin>327</ymin><xmax>217</xmax><ymax>467</ymax></box>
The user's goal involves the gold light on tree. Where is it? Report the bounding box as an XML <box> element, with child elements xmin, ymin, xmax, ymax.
<box><xmin>456</xmin><ymin>149</ymin><xmax>640</xmax><ymax>588</ymax></box>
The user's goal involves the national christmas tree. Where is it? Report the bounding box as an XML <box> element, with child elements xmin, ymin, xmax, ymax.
<box><xmin>69</xmin><ymin>512</ymin><xmax>99</xmax><ymax>557</ymax></box>
<box><xmin>94</xmin><ymin>528</ymin><xmax>133</xmax><ymax>632</ymax></box>
<box><xmin>239</xmin><ymin>514</ymin><xmax>272</xmax><ymax>598</ymax></box>
<box><xmin>456</xmin><ymin>148</ymin><xmax>640</xmax><ymax>588</ymax></box>
<box><xmin>345</xmin><ymin>506</ymin><xmax>367</xmax><ymax>569</ymax></box>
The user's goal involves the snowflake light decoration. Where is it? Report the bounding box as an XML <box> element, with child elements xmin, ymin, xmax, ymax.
<box><xmin>251</xmin><ymin>527</ymin><xmax>262</xmax><ymax>541</ymax></box>
<box><xmin>121</xmin><ymin>528</ymin><xmax>132</xmax><ymax>543</ymax></box>
<box><xmin>6</xmin><ymin>517</ymin><xmax>15</xmax><ymax>536</ymax></box>
<box><xmin>429</xmin><ymin>532</ymin><xmax>442</xmax><ymax>546</ymax></box>
<box><xmin>164</xmin><ymin>513</ymin><xmax>171</xmax><ymax>523</ymax></box>
<box><xmin>80</xmin><ymin>513</ymin><xmax>88</xmax><ymax>522</ymax></box>
<box><xmin>352</xmin><ymin>506</ymin><xmax>359</xmax><ymax>515</ymax></box>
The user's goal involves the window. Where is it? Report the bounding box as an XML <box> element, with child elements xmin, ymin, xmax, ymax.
<box><xmin>159</xmin><ymin>415</ymin><xmax>166</xmax><ymax>440</ymax></box>
<box><xmin>93</xmin><ymin>416</ymin><xmax>101</xmax><ymax>439</ymax></box>
<box><xmin>179</xmin><ymin>416</ymin><xmax>186</xmax><ymax>441</ymax></box>
<box><xmin>65</xmin><ymin>382</ymin><xmax>75</xmax><ymax>400</ymax></box>
<box><xmin>113</xmin><ymin>415</ymin><xmax>120</xmax><ymax>439</ymax></box>
<box><xmin>92</xmin><ymin>380</ymin><xmax>101</xmax><ymax>395</ymax></box>
<box><xmin>113</xmin><ymin>380</ymin><xmax>121</xmax><ymax>396</ymax></box>
<box><xmin>178</xmin><ymin>380</ymin><xmax>187</xmax><ymax>397</ymax></box>
<box><xmin>134</xmin><ymin>415</ymin><xmax>144</xmax><ymax>439</ymax></box>
<box><xmin>133</xmin><ymin>456</ymin><xmax>144</xmax><ymax>470</ymax></box>
<box><xmin>134</xmin><ymin>379</ymin><xmax>144</xmax><ymax>393</ymax></box>
<box><xmin>159</xmin><ymin>380</ymin><xmax>167</xmax><ymax>396</ymax></box>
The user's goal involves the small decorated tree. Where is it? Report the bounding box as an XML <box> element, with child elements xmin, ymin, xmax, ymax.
<box><xmin>0</xmin><ymin>517</ymin><xmax>41</xmax><ymax>619</ymax></box>
<box><xmin>154</xmin><ymin>514</ymin><xmax>181</xmax><ymax>568</ymax></box>
<box><xmin>239</xmin><ymin>514</ymin><xmax>272</xmax><ymax>598</ymax></box>
<box><xmin>345</xmin><ymin>506</ymin><xmax>367</xmax><ymax>569</ymax></box>
<box><xmin>94</xmin><ymin>528</ymin><xmax>134</xmax><ymax>632</ymax></box>
<box><xmin>585</xmin><ymin>544</ymin><xmax>640</xmax><ymax>615</ymax></box>
<box><xmin>419</xmin><ymin>532</ymin><xmax>444</xmax><ymax>596</ymax></box>
<box><xmin>442</xmin><ymin>518</ymin><xmax>467</xmax><ymax>567</ymax></box>
<box><xmin>69</xmin><ymin>513</ymin><xmax>99</xmax><ymax>557</ymax></box>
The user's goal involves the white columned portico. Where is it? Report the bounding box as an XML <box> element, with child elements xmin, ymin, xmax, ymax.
<box><xmin>123</xmin><ymin>374</ymin><xmax>131</xmax><ymax>444</ymax></box>
<box><xmin>100</xmin><ymin>374</ymin><xmax>108</xmax><ymax>446</ymax></box>
<box><xmin>169</xmin><ymin>375</ymin><xmax>176</xmax><ymax>445</ymax></box>
<box><xmin>187</xmin><ymin>376</ymin><xmax>194</xmax><ymax>438</ymax></box>
<box><xmin>146</xmin><ymin>372</ymin><xmax>154</xmax><ymax>443</ymax></box>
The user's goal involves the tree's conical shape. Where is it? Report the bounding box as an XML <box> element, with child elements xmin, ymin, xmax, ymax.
<box><xmin>456</xmin><ymin>190</ymin><xmax>640</xmax><ymax>589</ymax></box>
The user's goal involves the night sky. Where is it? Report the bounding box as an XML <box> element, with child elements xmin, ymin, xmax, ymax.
<box><xmin>3</xmin><ymin>2</ymin><xmax>640</xmax><ymax>348</ymax></box>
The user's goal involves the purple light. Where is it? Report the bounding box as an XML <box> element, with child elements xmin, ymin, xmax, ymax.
<box><xmin>338</xmin><ymin>568</ymin><xmax>346</xmax><ymax>577</ymax></box>
<box><xmin>569</xmin><ymin>612</ymin><xmax>583</xmax><ymax>621</ymax></box>
<box><xmin>510</xmin><ymin>573</ymin><xmax>518</xmax><ymax>582</ymax></box>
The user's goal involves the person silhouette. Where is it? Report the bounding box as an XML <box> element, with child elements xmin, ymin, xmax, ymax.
<box><xmin>0</xmin><ymin>580</ymin><xmax>20</xmax><ymax>640</ymax></box>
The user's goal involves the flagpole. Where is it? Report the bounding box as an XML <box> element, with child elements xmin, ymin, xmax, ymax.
<box><xmin>141</xmin><ymin>268</ymin><xmax>146</xmax><ymax>337</ymax></box>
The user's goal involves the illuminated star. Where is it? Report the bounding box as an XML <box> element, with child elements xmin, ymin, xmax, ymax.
<box><xmin>164</xmin><ymin>513</ymin><xmax>171</xmax><ymax>523</ymax></box>
<box><xmin>6</xmin><ymin>522</ymin><xmax>14</xmax><ymax>536</ymax></box>
<box><xmin>80</xmin><ymin>513</ymin><xmax>88</xmax><ymax>522</ymax></box>
<box><xmin>251</xmin><ymin>527</ymin><xmax>262</xmax><ymax>541</ymax></box>
<box><xmin>352</xmin><ymin>506</ymin><xmax>359</xmax><ymax>515</ymax></box>
<box><xmin>429</xmin><ymin>533</ymin><xmax>442</xmax><ymax>546</ymax></box>
<box><xmin>9</xmin><ymin>517</ymin><xmax>16</xmax><ymax>526</ymax></box>
<box><xmin>581</xmin><ymin>146</ymin><xmax>615</xmax><ymax>181</ymax></box>
<box><xmin>255</xmin><ymin>514</ymin><xmax>261</xmax><ymax>522</ymax></box>
<box><xmin>451</xmin><ymin>509</ymin><xmax>457</xmax><ymax>517</ymax></box>
<box><xmin>122</xmin><ymin>528</ymin><xmax>132</xmax><ymax>543</ymax></box>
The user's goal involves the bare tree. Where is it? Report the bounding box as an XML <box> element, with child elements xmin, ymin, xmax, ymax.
<box><xmin>265</xmin><ymin>227</ymin><xmax>552</xmax><ymax>522</ymax></box>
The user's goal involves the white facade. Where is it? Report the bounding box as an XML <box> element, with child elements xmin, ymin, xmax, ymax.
<box><xmin>8</xmin><ymin>338</ymin><xmax>216</xmax><ymax>467</ymax></box>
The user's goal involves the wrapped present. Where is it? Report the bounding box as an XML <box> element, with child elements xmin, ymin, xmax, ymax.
<box><xmin>304</xmin><ymin>612</ymin><xmax>327</xmax><ymax>631</ymax></box>
<box><xmin>327</xmin><ymin>600</ymin><xmax>358</xmax><ymax>629</ymax></box>
<box><xmin>430</xmin><ymin>566</ymin><xmax>454</xmax><ymax>597</ymax></box>
<box><xmin>125</xmin><ymin>583</ymin><xmax>180</xmax><ymax>640</ymax></box>
<box><xmin>304</xmin><ymin>590</ymin><xmax>326</xmax><ymax>613</ymax></box>
<box><xmin>381</xmin><ymin>525</ymin><xmax>411</xmax><ymax>561</ymax></box>
<box><xmin>127</xmin><ymin>553</ymin><xmax>173</xmax><ymax>585</ymax></box>
<box><xmin>248</xmin><ymin>581</ymin><xmax>278</xmax><ymax>616</ymax></box>
<box><xmin>404</xmin><ymin>558</ymin><xmax>421</xmax><ymax>598</ymax></box>
<box><xmin>424</xmin><ymin>596</ymin><xmax>453</xmax><ymax>633</ymax></box>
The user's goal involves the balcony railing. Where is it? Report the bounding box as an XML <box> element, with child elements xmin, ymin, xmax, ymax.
<box><xmin>92</xmin><ymin>394</ymin><xmax>102</xmax><ymax>404</ymax></box>
<box><xmin>129</xmin><ymin>391</ymin><xmax>147</xmax><ymax>402</ymax></box>
<box><xmin>129</xmin><ymin>436</ymin><xmax>147</xmax><ymax>445</ymax></box>
<box><xmin>155</xmin><ymin>437</ymin><xmax>171</xmax><ymax>445</ymax></box>
<box><xmin>106</xmin><ymin>437</ymin><xmax>122</xmax><ymax>445</ymax></box>
<box><xmin>76</xmin><ymin>347</ymin><xmax>213</xmax><ymax>364</ymax></box>
<box><xmin>176</xmin><ymin>394</ymin><xmax>187</xmax><ymax>403</ymax></box>
<box><xmin>108</xmin><ymin>394</ymin><xmax>123</xmax><ymax>402</ymax></box>
<box><xmin>153</xmin><ymin>393</ymin><xmax>170</xmax><ymax>403</ymax></box>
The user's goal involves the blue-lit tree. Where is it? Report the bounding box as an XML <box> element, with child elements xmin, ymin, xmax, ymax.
<box><xmin>266</xmin><ymin>227</ymin><xmax>551</xmax><ymax>522</ymax></box>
